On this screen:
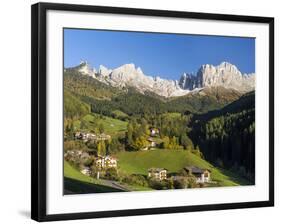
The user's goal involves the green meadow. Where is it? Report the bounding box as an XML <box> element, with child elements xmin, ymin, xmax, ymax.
<box><xmin>116</xmin><ymin>149</ymin><xmax>251</xmax><ymax>186</ymax></box>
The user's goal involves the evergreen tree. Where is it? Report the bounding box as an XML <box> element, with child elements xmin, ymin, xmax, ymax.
<box><xmin>97</xmin><ymin>141</ymin><xmax>106</xmax><ymax>157</ymax></box>
<box><xmin>180</xmin><ymin>133</ymin><xmax>194</xmax><ymax>150</ymax></box>
<box><xmin>98</xmin><ymin>123</ymin><xmax>105</xmax><ymax>134</ymax></box>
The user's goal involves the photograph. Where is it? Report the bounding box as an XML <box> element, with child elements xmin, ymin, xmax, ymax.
<box><xmin>63</xmin><ymin>28</ymin><xmax>255</xmax><ymax>194</ymax></box>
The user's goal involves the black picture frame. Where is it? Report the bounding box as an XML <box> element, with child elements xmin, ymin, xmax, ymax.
<box><xmin>31</xmin><ymin>2</ymin><xmax>274</xmax><ymax>222</ymax></box>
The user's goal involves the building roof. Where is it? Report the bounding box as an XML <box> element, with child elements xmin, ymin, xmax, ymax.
<box><xmin>95</xmin><ymin>155</ymin><xmax>117</xmax><ymax>160</ymax></box>
<box><xmin>184</xmin><ymin>166</ymin><xmax>211</xmax><ymax>174</ymax></box>
<box><xmin>105</xmin><ymin>155</ymin><xmax>117</xmax><ymax>160</ymax></box>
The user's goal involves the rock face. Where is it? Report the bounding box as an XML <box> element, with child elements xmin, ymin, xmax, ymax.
<box><xmin>98</xmin><ymin>65</ymin><xmax>112</xmax><ymax>77</ymax></box>
<box><xmin>67</xmin><ymin>61</ymin><xmax>255</xmax><ymax>97</ymax></box>
<box><xmin>179</xmin><ymin>62</ymin><xmax>255</xmax><ymax>93</ymax></box>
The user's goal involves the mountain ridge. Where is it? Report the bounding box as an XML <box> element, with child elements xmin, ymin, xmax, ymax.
<box><xmin>66</xmin><ymin>61</ymin><xmax>255</xmax><ymax>97</ymax></box>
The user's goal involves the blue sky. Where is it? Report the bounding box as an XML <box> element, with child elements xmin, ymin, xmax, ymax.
<box><xmin>64</xmin><ymin>28</ymin><xmax>255</xmax><ymax>80</ymax></box>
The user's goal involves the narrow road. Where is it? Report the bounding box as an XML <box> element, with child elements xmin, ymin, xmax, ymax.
<box><xmin>99</xmin><ymin>179</ymin><xmax>131</xmax><ymax>191</ymax></box>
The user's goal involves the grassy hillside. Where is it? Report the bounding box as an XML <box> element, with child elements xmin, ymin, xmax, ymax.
<box><xmin>65</xmin><ymin>160</ymin><xmax>152</xmax><ymax>193</ymax></box>
<box><xmin>193</xmin><ymin>91</ymin><xmax>255</xmax><ymax>121</ymax></box>
<box><xmin>90</xmin><ymin>86</ymin><xmax>243</xmax><ymax>116</ymax></box>
<box><xmin>64</xmin><ymin>70</ymin><xmax>122</xmax><ymax>100</ymax></box>
<box><xmin>64</xmin><ymin>161</ymin><xmax>123</xmax><ymax>194</ymax></box>
<box><xmin>116</xmin><ymin>149</ymin><xmax>251</xmax><ymax>186</ymax></box>
<box><xmin>167</xmin><ymin>86</ymin><xmax>242</xmax><ymax>114</ymax></box>
<box><xmin>73</xmin><ymin>113</ymin><xmax>128</xmax><ymax>136</ymax></box>
<box><xmin>64</xmin><ymin>90</ymin><xmax>90</xmax><ymax>118</ymax></box>
<box><xmin>64</xmin><ymin>71</ymin><xmax>243</xmax><ymax>116</ymax></box>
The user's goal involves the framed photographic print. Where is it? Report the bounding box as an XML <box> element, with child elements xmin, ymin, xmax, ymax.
<box><xmin>31</xmin><ymin>2</ymin><xmax>274</xmax><ymax>222</ymax></box>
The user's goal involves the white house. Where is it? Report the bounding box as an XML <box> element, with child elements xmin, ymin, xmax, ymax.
<box><xmin>147</xmin><ymin>137</ymin><xmax>157</xmax><ymax>147</ymax></box>
<box><xmin>74</xmin><ymin>132</ymin><xmax>110</xmax><ymax>142</ymax></box>
<box><xmin>184</xmin><ymin>166</ymin><xmax>211</xmax><ymax>183</ymax></box>
<box><xmin>81</xmin><ymin>167</ymin><xmax>91</xmax><ymax>176</ymax></box>
<box><xmin>95</xmin><ymin>156</ymin><xmax>117</xmax><ymax>169</ymax></box>
<box><xmin>148</xmin><ymin>168</ymin><xmax>167</xmax><ymax>181</ymax></box>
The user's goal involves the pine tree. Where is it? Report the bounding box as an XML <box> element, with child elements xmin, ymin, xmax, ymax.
<box><xmin>97</xmin><ymin>141</ymin><xmax>106</xmax><ymax>157</ymax></box>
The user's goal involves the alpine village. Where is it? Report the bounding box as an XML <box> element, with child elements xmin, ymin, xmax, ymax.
<box><xmin>64</xmin><ymin>61</ymin><xmax>255</xmax><ymax>194</ymax></box>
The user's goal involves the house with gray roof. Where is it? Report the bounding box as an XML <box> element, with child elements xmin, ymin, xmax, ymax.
<box><xmin>183</xmin><ymin>166</ymin><xmax>211</xmax><ymax>183</ymax></box>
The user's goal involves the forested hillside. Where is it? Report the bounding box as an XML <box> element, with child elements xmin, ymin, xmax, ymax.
<box><xmin>64</xmin><ymin>71</ymin><xmax>242</xmax><ymax>116</ymax></box>
<box><xmin>190</xmin><ymin>92</ymin><xmax>255</xmax><ymax>182</ymax></box>
<box><xmin>63</xmin><ymin>69</ymin><xmax>255</xmax><ymax>190</ymax></box>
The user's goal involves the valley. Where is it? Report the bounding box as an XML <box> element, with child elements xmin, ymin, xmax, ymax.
<box><xmin>63</xmin><ymin>61</ymin><xmax>255</xmax><ymax>194</ymax></box>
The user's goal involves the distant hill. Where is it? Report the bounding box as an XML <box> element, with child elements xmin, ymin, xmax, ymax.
<box><xmin>192</xmin><ymin>90</ymin><xmax>255</xmax><ymax>121</ymax></box>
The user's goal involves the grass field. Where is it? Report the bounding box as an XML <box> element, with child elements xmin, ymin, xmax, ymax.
<box><xmin>64</xmin><ymin>160</ymin><xmax>124</xmax><ymax>194</ymax></box>
<box><xmin>162</xmin><ymin>112</ymin><xmax>182</xmax><ymax>118</ymax></box>
<box><xmin>73</xmin><ymin>113</ymin><xmax>128</xmax><ymax>136</ymax></box>
<box><xmin>112</xmin><ymin>110</ymin><xmax>129</xmax><ymax>119</ymax></box>
<box><xmin>116</xmin><ymin>149</ymin><xmax>252</xmax><ymax>186</ymax></box>
<box><xmin>64</xmin><ymin>160</ymin><xmax>152</xmax><ymax>193</ymax></box>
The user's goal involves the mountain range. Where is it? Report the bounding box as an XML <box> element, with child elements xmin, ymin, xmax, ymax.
<box><xmin>66</xmin><ymin>61</ymin><xmax>255</xmax><ymax>98</ymax></box>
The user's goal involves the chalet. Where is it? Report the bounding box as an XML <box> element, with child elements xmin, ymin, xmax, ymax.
<box><xmin>148</xmin><ymin>168</ymin><xmax>167</xmax><ymax>181</ymax></box>
<box><xmin>147</xmin><ymin>137</ymin><xmax>157</xmax><ymax>147</ymax></box>
<box><xmin>81</xmin><ymin>167</ymin><xmax>91</xmax><ymax>176</ymax></box>
<box><xmin>150</xmin><ymin>128</ymin><xmax>159</xmax><ymax>137</ymax></box>
<box><xmin>74</xmin><ymin>132</ymin><xmax>111</xmax><ymax>142</ymax></box>
<box><xmin>96</xmin><ymin>133</ymin><xmax>111</xmax><ymax>141</ymax></box>
<box><xmin>183</xmin><ymin>166</ymin><xmax>211</xmax><ymax>183</ymax></box>
<box><xmin>86</xmin><ymin>133</ymin><xmax>96</xmax><ymax>140</ymax></box>
<box><xmin>95</xmin><ymin>156</ymin><xmax>117</xmax><ymax>169</ymax></box>
<box><xmin>74</xmin><ymin>132</ymin><xmax>82</xmax><ymax>139</ymax></box>
<box><xmin>74</xmin><ymin>132</ymin><xmax>92</xmax><ymax>141</ymax></box>
<box><xmin>64</xmin><ymin>150</ymin><xmax>83</xmax><ymax>161</ymax></box>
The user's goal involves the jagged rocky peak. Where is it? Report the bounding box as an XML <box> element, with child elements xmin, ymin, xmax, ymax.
<box><xmin>198</xmin><ymin>62</ymin><xmax>241</xmax><ymax>77</ymax></box>
<box><xmin>180</xmin><ymin>62</ymin><xmax>255</xmax><ymax>92</ymax></box>
<box><xmin>66</xmin><ymin>61</ymin><xmax>255</xmax><ymax>97</ymax></box>
<box><xmin>79</xmin><ymin>60</ymin><xmax>88</xmax><ymax>66</ymax></box>
<box><xmin>113</xmin><ymin>63</ymin><xmax>138</xmax><ymax>74</ymax></box>
<box><xmin>179</xmin><ymin>72</ymin><xmax>197</xmax><ymax>90</ymax></box>
<box><xmin>77</xmin><ymin>60</ymin><xmax>96</xmax><ymax>76</ymax></box>
<box><xmin>109</xmin><ymin>63</ymin><xmax>150</xmax><ymax>85</ymax></box>
<box><xmin>98</xmin><ymin>65</ymin><xmax>112</xmax><ymax>77</ymax></box>
<box><xmin>136</xmin><ymin>67</ymin><xmax>143</xmax><ymax>74</ymax></box>
<box><xmin>218</xmin><ymin>61</ymin><xmax>240</xmax><ymax>73</ymax></box>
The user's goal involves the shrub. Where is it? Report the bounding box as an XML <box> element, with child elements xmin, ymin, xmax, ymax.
<box><xmin>64</xmin><ymin>140</ymin><xmax>87</xmax><ymax>151</ymax></box>
<box><xmin>148</xmin><ymin>179</ymin><xmax>168</xmax><ymax>190</ymax></box>
<box><xmin>187</xmin><ymin>176</ymin><xmax>197</xmax><ymax>188</ymax></box>
<box><xmin>122</xmin><ymin>174</ymin><xmax>148</xmax><ymax>187</ymax></box>
<box><xmin>104</xmin><ymin>167</ymin><xmax>118</xmax><ymax>181</ymax></box>
<box><xmin>166</xmin><ymin>178</ymin><xmax>174</xmax><ymax>189</ymax></box>
<box><xmin>173</xmin><ymin>178</ymin><xmax>188</xmax><ymax>189</ymax></box>
<box><xmin>83</xmin><ymin>158</ymin><xmax>93</xmax><ymax>167</ymax></box>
